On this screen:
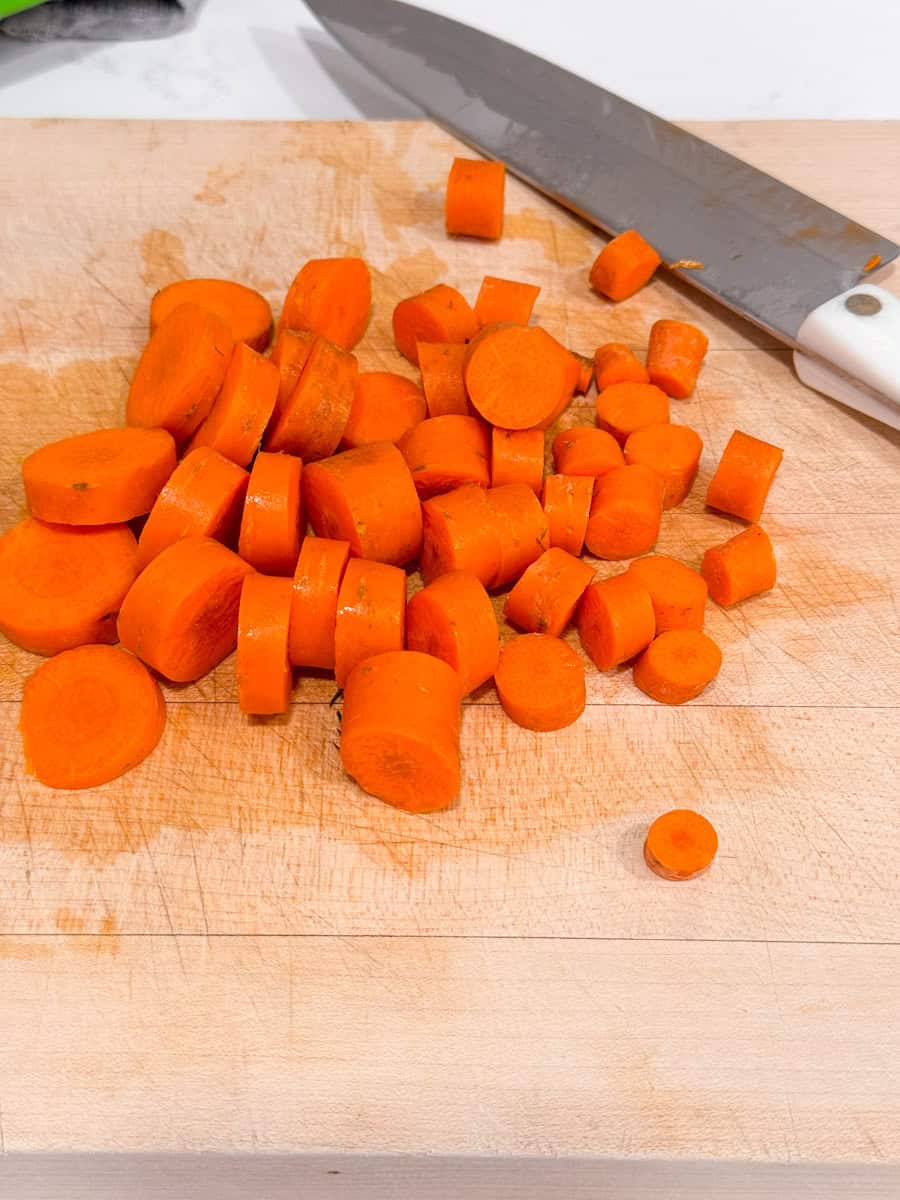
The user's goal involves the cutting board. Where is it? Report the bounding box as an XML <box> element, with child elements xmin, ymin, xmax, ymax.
<box><xmin>0</xmin><ymin>119</ymin><xmax>898</xmax><ymax>1198</ymax></box>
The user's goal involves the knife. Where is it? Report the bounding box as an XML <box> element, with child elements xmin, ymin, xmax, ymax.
<box><xmin>306</xmin><ymin>0</ymin><xmax>900</xmax><ymax>431</ymax></box>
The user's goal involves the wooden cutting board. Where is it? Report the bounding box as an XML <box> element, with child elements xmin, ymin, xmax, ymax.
<box><xmin>0</xmin><ymin>119</ymin><xmax>898</xmax><ymax>1196</ymax></box>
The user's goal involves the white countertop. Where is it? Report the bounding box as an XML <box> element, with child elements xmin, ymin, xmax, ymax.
<box><xmin>1</xmin><ymin>0</ymin><xmax>899</xmax><ymax>122</ymax></box>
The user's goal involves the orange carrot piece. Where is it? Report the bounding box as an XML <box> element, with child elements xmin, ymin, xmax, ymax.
<box><xmin>624</xmin><ymin>422</ymin><xmax>703</xmax><ymax>508</ymax></box>
<box><xmin>333</xmin><ymin>558</ymin><xmax>406</xmax><ymax>688</ymax></box>
<box><xmin>127</xmin><ymin>302</ymin><xmax>234</xmax><ymax>442</ymax></box>
<box><xmin>647</xmin><ymin>319</ymin><xmax>709</xmax><ymax>398</ymax></box>
<box><xmin>634</xmin><ymin>629</ymin><xmax>722</xmax><ymax>705</ymax></box>
<box><xmin>342</xmin><ymin>371</ymin><xmax>426</xmax><ymax>449</ymax></box>
<box><xmin>490</xmin><ymin>427</ymin><xmax>544</xmax><ymax>493</ymax></box>
<box><xmin>304</xmin><ymin>442</ymin><xmax>423</xmax><ymax>566</ymax></box>
<box><xmin>584</xmin><ymin>464</ymin><xmax>662</xmax><ymax>559</ymax></box>
<box><xmin>281</xmin><ymin>257</ymin><xmax>371</xmax><ymax>351</ymax></box>
<box><xmin>0</xmin><ymin>518</ymin><xmax>138</xmax><ymax>656</ymax></box>
<box><xmin>495</xmin><ymin>634</ymin><xmax>586</xmax><ymax>731</ymax></box>
<box><xmin>150</xmin><ymin>278</ymin><xmax>272</xmax><ymax>353</ymax></box>
<box><xmin>288</xmin><ymin>536</ymin><xmax>350</xmax><ymax>669</ymax></box>
<box><xmin>596</xmin><ymin>381</ymin><xmax>670</xmax><ymax>445</ymax></box>
<box><xmin>706</xmin><ymin>430</ymin><xmax>784</xmax><ymax>522</ymax></box>
<box><xmin>420</xmin><ymin>483</ymin><xmax>500</xmax><ymax>587</ymax></box>
<box><xmin>626</xmin><ymin>555</ymin><xmax>707</xmax><ymax>632</ymax></box>
<box><xmin>473</xmin><ymin>276</ymin><xmax>540</xmax><ymax>326</ymax></box>
<box><xmin>445</xmin><ymin>157</ymin><xmax>506</xmax><ymax>239</ymax></box>
<box><xmin>264</xmin><ymin>335</ymin><xmax>357</xmax><ymax>461</ymax></box>
<box><xmin>22</xmin><ymin>427</ymin><xmax>175</xmax><ymax>525</ymax></box>
<box><xmin>398</xmin><ymin>414</ymin><xmax>490</xmax><ymax>500</ymax></box>
<box><xmin>418</xmin><ymin>342</ymin><xmax>470</xmax><ymax>417</ymax></box>
<box><xmin>644</xmin><ymin>809</ymin><xmax>718</xmax><ymax>880</ymax></box>
<box><xmin>701</xmin><ymin>524</ymin><xmax>776</xmax><ymax>607</ymax></box>
<box><xmin>238</xmin><ymin>451</ymin><xmax>304</xmax><ymax>576</ymax></box>
<box><xmin>20</xmin><ymin>645</ymin><xmax>165</xmax><ymax>790</ymax></box>
<box><xmin>594</xmin><ymin>342</ymin><xmax>649</xmax><ymax>390</ymax></box>
<box><xmin>542</xmin><ymin>474</ymin><xmax>593</xmax><ymax>557</ymax></box>
<box><xmin>504</xmin><ymin>547</ymin><xmax>595</xmax><ymax>636</ymax></box>
<box><xmin>487</xmin><ymin>482</ymin><xmax>550</xmax><ymax>588</ymax></box>
<box><xmin>270</xmin><ymin>327</ymin><xmax>317</xmax><ymax>415</ymax></box>
<box><xmin>573</xmin><ymin>354</ymin><xmax>594</xmax><ymax>396</ymax></box>
<box><xmin>393</xmin><ymin>284</ymin><xmax>479</xmax><ymax>366</ymax></box>
<box><xmin>578</xmin><ymin>572</ymin><xmax>656</xmax><ymax>671</ymax></box>
<box><xmin>406</xmin><ymin>570</ymin><xmax>499</xmax><ymax>697</ymax></box>
<box><xmin>465</xmin><ymin>324</ymin><xmax>577</xmax><ymax>430</ymax></box>
<box><xmin>552</xmin><ymin>426</ymin><xmax>624</xmax><ymax>477</ymax></box>
<box><xmin>589</xmin><ymin>229</ymin><xmax>661</xmax><ymax>301</ymax></box>
<box><xmin>341</xmin><ymin>650</ymin><xmax>461</xmax><ymax>812</ymax></box>
<box><xmin>118</xmin><ymin>535</ymin><xmax>253</xmax><ymax>682</ymax></box>
<box><xmin>137</xmin><ymin>446</ymin><xmax>248</xmax><ymax>571</ymax></box>
<box><xmin>186</xmin><ymin>342</ymin><xmax>279</xmax><ymax>467</ymax></box>
<box><xmin>236</xmin><ymin>574</ymin><xmax>293</xmax><ymax>715</ymax></box>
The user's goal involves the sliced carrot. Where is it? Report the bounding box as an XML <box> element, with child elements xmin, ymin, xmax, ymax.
<box><xmin>465</xmin><ymin>324</ymin><xmax>576</xmax><ymax>429</ymax></box>
<box><xmin>238</xmin><ymin>451</ymin><xmax>304</xmax><ymax>576</ymax></box>
<box><xmin>303</xmin><ymin>442</ymin><xmax>423</xmax><ymax>566</ymax></box>
<box><xmin>445</xmin><ymin>157</ymin><xmax>506</xmax><ymax>239</ymax></box>
<box><xmin>473</xmin><ymin>276</ymin><xmax>540</xmax><ymax>326</ymax></box>
<box><xmin>634</xmin><ymin>629</ymin><xmax>722</xmax><ymax>705</ymax></box>
<box><xmin>701</xmin><ymin>524</ymin><xmax>776</xmax><ymax>607</ymax></box>
<box><xmin>270</xmin><ymin>327</ymin><xmax>316</xmax><ymax>414</ymax></box>
<box><xmin>490</xmin><ymin>427</ymin><xmax>544</xmax><ymax>493</ymax></box>
<box><xmin>236</xmin><ymin>574</ymin><xmax>294</xmax><ymax>715</ymax></box>
<box><xmin>644</xmin><ymin>809</ymin><xmax>718</xmax><ymax>880</ymax></box>
<box><xmin>22</xmin><ymin>427</ymin><xmax>175</xmax><ymax>525</ymax></box>
<box><xmin>342</xmin><ymin>371</ymin><xmax>426</xmax><ymax>449</ymax></box>
<box><xmin>117</xmin><ymin>535</ymin><xmax>253</xmax><ymax>683</ymax></box>
<box><xmin>0</xmin><ymin>518</ymin><xmax>138</xmax><ymax>656</ymax></box>
<box><xmin>487</xmin><ymin>482</ymin><xmax>550</xmax><ymax>588</ymax></box>
<box><xmin>596</xmin><ymin>381</ymin><xmax>670</xmax><ymax>445</ymax></box>
<box><xmin>398</xmin><ymin>414</ymin><xmax>490</xmax><ymax>500</ymax></box>
<box><xmin>626</xmin><ymin>555</ymin><xmax>707</xmax><ymax>632</ymax></box>
<box><xmin>420</xmin><ymin>483</ymin><xmax>500</xmax><ymax>587</ymax></box>
<box><xmin>584</xmin><ymin>464</ymin><xmax>662</xmax><ymax>559</ymax></box>
<box><xmin>406</xmin><ymin>570</ymin><xmax>499</xmax><ymax>697</ymax></box>
<box><xmin>647</xmin><ymin>319</ymin><xmax>709</xmax><ymax>398</ymax></box>
<box><xmin>340</xmin><ymin>650</ymin><xmax>461</xmax><ymax>813</ymax></box>
<box><xmin>333</xmin><ymin>558</ymin><xmax>406</xmax><ymax>688</ymax></box>
<box><xmin>589</xmin><ymin>229</ymin><xmax>661</xmax><ymax>301</ymax></box>
<box><xmin>418</xmin><ymin>342</ymin><xmax>470</xmax><ymax>417</ymax></box>
<box><xmin>288</xmin><ymin>536</ymin><xmax>350</xmax><ymax>669</ymax></box>
<box><xmin>572</xmin><ymin>354</ymin><xmax>594</xmax><ymax>395</ymax></box>
<box><xmin>264</xmin><ymin>335</ymin><xmax>357</xmax><ymax>461</ymax></box>
<box><xmin>393</xmin><ymin>284</ymin><xmax>479</xmax><ymax>365</ymax></box>
<box><xmin>127</xmin><ymin>302</ymin><xmax>234</xmax><ymax>442</ymax></box>
<box><xmin>624</xmin><ymin>422</ymin><xmax>703</xmax><ymax>508</ymax></box>
<box><xmin>594</xmin><ymin>342</ymin><xmax>649</xmax><ymax>390</ymax></box>
<box><xmin>542</xmin><ymin>473</ymin><xmax>593</xmax><ymax>557</ymax></box>
<box><xmin>20</xmin><ymin>645</ymin><xmax>165</xmax><ymax>790</ymax></box>
<box><xmin>186</xmin><ymin>342</ymin><xmax>279</xmax><ymax>467</ymax></box>
<box><xmin>495</xmin><ymin>634</ymin><xmax>586</xmax><ymax>732</ymax></box>
<box><xmin>137</xmin><ymin>446</ymin><xmax>248</xmax><ymax>571</ymax></box>
<box><xmin>552</xmin><ymin>426</ymin><xmax>624</xmax><ymax>477</ymax></box>
<box><xmin>281</xmin><ymin>257</ymin><xmax>371</xmax><ymax>351</ymax></box>
<box><xmin>578</xmin><ymin>572</ymin><xmax>656</xmax><ymax>670</ymax></box>
<box><xmin>150</xmin><ymin>278</ymin><xmax>272</xmax><ymax>353</ymax></box>
<box><xmin>504</xmin><ymin>547</ymin><xmax>595</xmax><ymax>636</ymax></box>
<box><xmin>705</xmin><ymin>430</ymin><xmax>784</xmax><ymax>522</ymax></box>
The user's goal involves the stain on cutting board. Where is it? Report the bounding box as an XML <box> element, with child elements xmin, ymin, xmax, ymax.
<box><xmin>140</xmin><ymin>229</ymin><xmax>187</xmax><ymax>290</ymax></box>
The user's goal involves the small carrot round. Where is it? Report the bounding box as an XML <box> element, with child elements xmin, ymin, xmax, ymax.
<box><xmin>596</xmin><ymin>381</ymin><xmax>670</xmax><ymax>445</ymax></box>
<box><xmin>137</xmin><ymin>446</ymin><xmax>249</xmax><ymax>571</ymax></box>
<box><xmin>264</xmin><ymin>335</ymin><xmax>357</xmax><ymax>461</ymax></box>
<box><xmin>127</xmin><ymin>302</ymin><xmax>234</xmax><ymax>442</ymax></box>
<box><xmin>624</xmin><ymin>422</ymin><xmax>703</xmax><ymax>508</ymax></box>
<box><xmin>626</xmin><ymin>555</ymin><xmax>707</xmax><ymax>632</ymax></box>
<box><xmin>487</xmin><ymin>483</ymin><xmax>550</xmax><ymax>588</ymax></box>
<box><xmin>238</xmin><ymin>451</ymin><xmax>304</xmax><ymax>576</ymax></box>
<box><xmin>186</xmin><ymin>342</ymin><xmax>279</xmax><ymax>468</ymax></box>
<box><xmin>594</xmin><ymin>342</ymin><xmax>649</xmax><ymax>390</ymax></box>
<box><xmin>705</xmin><ymin>430</ymin><xmax>784</xmax><ymax>522</ymax></box>
<box><xmin>647</xmin><ymin>319</ymin><xmax>709</xmax><ymax>398</ymax></box>
<box><xmin>445</xmin><ymin>157</ymin><xmax>506</xmax><ymax>239</ymax></box>
<box><xmin>420</xmin><ymin>483</ymin><xmax>500</xmax><ymax>587</ymax></box>
<box><xmin>644</xmin><ymin>809</ymin><xmax>718</xmax><ymax>881</ymax></box>
<box><xmin>584</xmin><ymin>464</ymin><xmax>662</xmax><ymax>560</ymax></box>
<box><xmin>342</xmin><ymin>371</ymin><xmax>426</xmax><ymax>449</ymax></box>
<box><xmin>465</xmin><ymin>325</ymin><xmax>576</xmax><ymax>430</ymax></box>
<box><xmin>473</xmin><ymin>275</ymin><xmax>540</xmax><ymax>326</ymax></box>
<box><xmin>0</xmin><ymin>518</ymin><xmax>138</xmax><ymax>656</ymax></box>
<box><xmin>236</xmin><ymin>574</ymin><xmax>294</xmax><ymax>715</ymax></box>
<box><xmin>398</xmin><ymin>414</ymin><xmax>490</xmax><ymax>500</ymax></box>
<box><xmin>118</xmin><ymin>535</ymin><xmax>254</xmax><ymax>683</ymax></box>
<box><xmin>22</xmin><ymin>427</ymin><xmax>176</xmax><ymax>525</ymax></box>
<box><xmin>504</xmin><ymin>547</ymin><xmax>595</xmax><ymax>637</ymax></box>
<box><xmin>418</xmin><ymin>342</ymin><xmax>470</xmax><ymax>417</ymax></box>
<box><xmin>333</xmin><ymin>558</ymin><xmax>406</xmax><ymax>688</ymax></box>
<box><xmin>542</xmin><ymin>473</ymin><xmax>593</xmax><ymax>557</ymax></box>
<box><xmin>572</xmin><ymin>354</ymin><xmax>594</xmax><ymax>396</ymax></box>
<box><xmin>270</xmin><ymin>327</ymin><xmax>316</xmax><ymax>415</ymax></box>
<box><xmin>701</xmin><ymin>524</ymin><xmax>776</xmax><ymax>607</ymax></box>
<box><xmin>634</xmin><ymin>629</ymin><xmax>722</xmax><ymax>705</ymax></box>
<box><xmin>341</xmin><ymin>650</ymin><xmax>461</xmax><ymax>813</ymax></box>
<box><xmin>552</xmin><ymin>426</ymin><xmax>624</xmax><ymax>477</ymax></box>
<box><xmin>303</xmin><ymin>441</ymin><xmax>423</xmax><ymax>566</ymax></box>
<box><xmin>578</xmin><ymin>572</ymin><xmax>656</xmax><ymax>671</ymax></box>
<box><xmin>20</xmin><ymin>645</ymin><xmax>166</xmax><ymax>790</ymax></box>
<box><xmin>589</xmin><ymin>229</ymin><xmax>661</xmax><ymax>302</ymax></box>
<box><xmin>490</xmin><ymin>427</ymin><xmax>544</xmax><ymax>493</ymax></box>
<box><xmin>281</xmin><ymin>257</ymin><xmax>371</xmax><ymax>351</ymax></box>
<box><xmin>150</xmin><ymin>278</ymin><xmax>272</xmax><ymax>352</ymax></box>
<box><xmin>406</xmin><ymin>570</ymin><xmax>499</xmax><ymax>697</ymax></box>
<box><xmin>393</xmin><ymin>284</ymin><xmax>479</xmax><ymax>366</ymax></box>
<box><xmin>288</xmin><ymin>536</ymin><xmax>350</xmax><ymax>669</ymax></box>
<box><xmin>495</xmin><ymin>634</ymin><xmax>586</xmax><ymax>732</ymax></box>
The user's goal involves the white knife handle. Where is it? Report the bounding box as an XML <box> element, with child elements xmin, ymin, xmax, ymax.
<box><xmin>793</xmin><ymin>283</ymin><xmax>900</xmax><ymax>432</ymax></box>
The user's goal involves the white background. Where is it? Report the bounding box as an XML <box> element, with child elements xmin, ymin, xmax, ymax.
<box><xmin>1</xmin><ymin>0</ymin><xmax>899</xmax><ymax>121</ymax></box>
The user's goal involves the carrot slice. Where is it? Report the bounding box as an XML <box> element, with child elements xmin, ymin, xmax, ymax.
<box><xmin>420</xmin><ymin>483</ymin><xmax>500</xmax><ymax>587</ymax></box>
<box><xmin>281</xmin><ymin>257</ymin><xmax>371</xmax><ymax>351</ymax></box>
<box><xmin>584</xmin><ymin>464</ymin><xmax>662</xmax><ymax>559</ymax></box>
<box><xmin>491</xmin><ymin>427</ymin><xmax>544</xmax><ymax>493</ymax></box>
<box><xmin>596</xmin><ymin>381</ymin><xmax>670</xmax><ymax>445</ymax></box>
<box><xmin>341</xmin><ymin>650</ymin><xmax>461</xmax><ymax>812</ymax></box>
<box><xmin>118</xmin><ymin>535</ymin><xmax>253</xmax><ymax>683</ymax></box>
<box><xmin>626</xmin><ymin>555</ymin><xmax>707</xmax><ymax>632</ymax></box>
<box><xmin>236</xmin><ymin>574</ymin><xmax>293</xmax><ymax>715</ymax></box>
<box><xmin>342</xmin><ymin>371</ymin><xmax>426</xmax><ymax>449</ymax></box>
<box><xmin>264</xmin><ymin>335</ymin><xmax>357</xmax><ymax>461</ymax></box>
<box><xmin>406</xmin><ymin>570</ymin><xmax>499</xmax><ymax>696</ymax></box>
<box><xmin>465</xmin><ymin>324</ymin><xmax>576</xmax><ymax>430</ymax></box>
<box><xmin>20</xmin><ymin>645</ymin><xmax>165</xmax><ymax>790</ymax></box>
<box><xmin>393</xmin><ymin>284</ymin><xmax>479</xmax><ymax>365</ymax></box>
<box><xmin>333</xmin><ymin>558</ymin><xmax>406</xmax><ymax>688</ymax></box>
<box><xmin>624</xmin><ymin>422</ymin><xmax>703</xmax><ymax>508</ymax></box>
<box><xmin>495</xmin><ymin>634</ymin><xmax>586</xmax><ymax>731</ymax></box>
<box><xmin>504</xmin><ymin>547</ymin><xmax>595</xmax><ymax>636</ymax></box>
<box><xmin>238</xmin><ymin>451</ymin><xmax>304</xmax><ymax>576</ymax></box>
<box><xmin>578</xmin><ymin>572</ymin><xmax>656</xmax><ymax>671</ymax></box>
<box><xmin>22</xmin><ymin>427</ymin><xmax>175</xmax><ymax>525</ymax></box>
<box><xmin>127</xmin><ymin>302</ymin><xmax>234</xmax><ymax>442</ymax></box>
<box><xmin>706</xmin><ymin>430</ymin><xmax>784</xmax><ymax>522</ymax></box>
<box><xmin>594</xmin><ymin>343</ymin><xmax>649</xmax><ymax>390</ymax></box>
<box><xmin>589</xmin><ymin>229</ymin><xmax>661</xmax><ymax>301</ymax></box>
<box><xmin>288</xmin><ymin>536</ymin><xmax>350</xmax><ymax>669</ymax></box>
<box><xmin>0</xmin><ymin>518</ymin><xmax>138</xmax><ymax>656</ymax></box>
<box><xmin>634</xmin><ymin>629</ymin><xmax>722</xmax><ymax>705</ymax></box>
<box><xmin>644</xmin><ymin>809</ymin><xmax>718</xmax><ymax>880</ymax></box>
<box><xmin>418</xmin><ymin>342</ymin><xmax>469</xmax><ymax>417</ymax></box>
<box><xmin>572</xmin><ymin>353</ymin><xmax>594</xmax><ymax>395</ymax></box>
<box><xmin>186</xmin><ymin>342</ymin><xmax>279</xmax><ymax>467</ymax></box>
<box><xmin>398</xmin><ymin>414</ymin><xmax>490</xmax><ymax>499</ymax></box>
<box><xmin>542</xmin><ymin>474</ymin><xmax>593</xmax><ymax>557</ymax></box>
<box><xmin>552</xmin><ymin>426</ymin><xmax>624</xmax><ymax>477</ymax></box>
<box><xmin>701</xmin><ymin>524</ymin><xmax>776</xmax><ymax>607</ymax></box>
<box><xmin>303</xmin><ymin>442</ymin><xmax>423</xmax><ymax>566</ymax></box>
<box><xmin>137</xmin><ymin>446</ymin><xmax>248</xmax><ymax>571</ymax></box>
<box><xmin>488</xmin><ymin>483</ymin><xmax>550</xmax><ymax>588</ymax></box>
<box><xmin>445</xmin><ymin>158</ymin><xmax>506</xmax><ymax>239</ymax></box>
<box><xmin>150</xmin><ymin>278</ymin><xmax>272</xmax><ymax>352</ymax></box>
<box><xmin>270</xmin><ymin>328</ymin><xmax>317</xmax><ymax>415</ymax></box>
<box><xmin>647</xmin><ymin>319</ymin><xmax>709</xmax><ymax>398</ymax></box>
<box><xmin>473</xmin><ymin>276</ymin><xmax>540</xmax><ymax>326</ymax></box>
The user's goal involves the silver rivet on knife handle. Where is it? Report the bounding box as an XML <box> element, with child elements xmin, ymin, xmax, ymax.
<box><xmin>845</xmin><ymin>293</ymin><xmax>883</xmax><ymax>317</ymax></box>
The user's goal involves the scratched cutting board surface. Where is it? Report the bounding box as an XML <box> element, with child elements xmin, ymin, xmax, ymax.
<box><xmin>0</xmin><ymin>120</ymin><xmax>898</xmax><ymax>1166</ymax></box>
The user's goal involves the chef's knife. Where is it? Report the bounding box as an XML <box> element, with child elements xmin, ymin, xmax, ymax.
<box><xmin>306</xmin><ymin>0</ymin><xmax>900</xmax><ymax>431</ymax></box>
